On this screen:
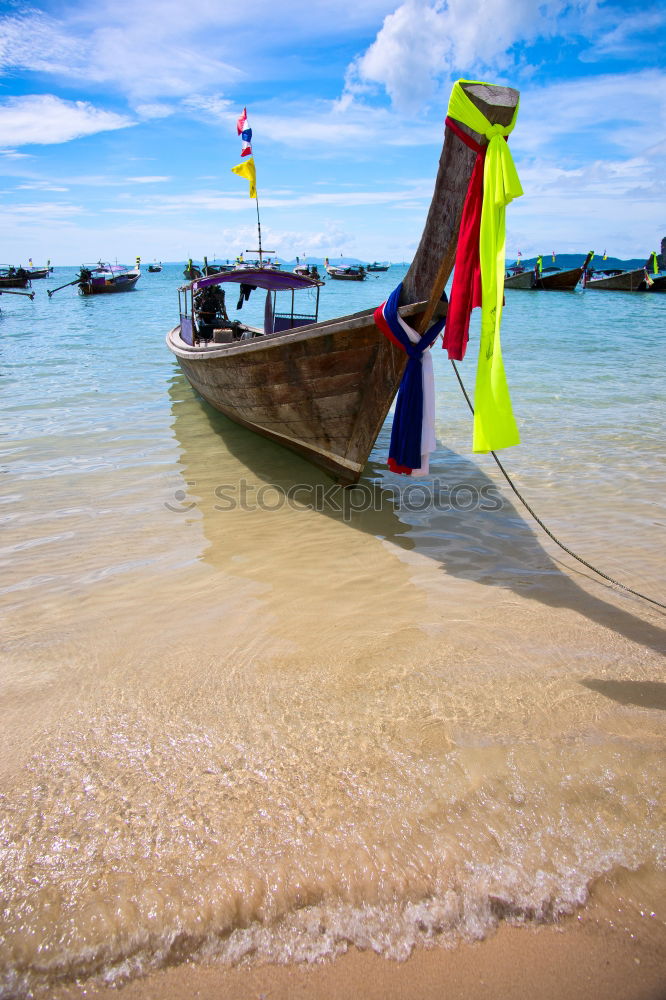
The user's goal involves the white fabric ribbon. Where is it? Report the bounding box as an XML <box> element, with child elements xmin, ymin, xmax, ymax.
<box><xmin>396</xmin><ymin>312</ymin><xmax>436</xmax><ymax>476</ymax></box>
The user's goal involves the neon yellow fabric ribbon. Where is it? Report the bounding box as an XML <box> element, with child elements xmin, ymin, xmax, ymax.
<box><xmin>447</xmin><ymin>80</ymin><xmax>523</xmax><ymax>452</ymax></box>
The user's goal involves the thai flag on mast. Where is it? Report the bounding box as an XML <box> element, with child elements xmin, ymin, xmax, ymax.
<box><xmin>237</xmin><ymin>107</ymin><xmax>253</xmax><ymax>157</ymax></box>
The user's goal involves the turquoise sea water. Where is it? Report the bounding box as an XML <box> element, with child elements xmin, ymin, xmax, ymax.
<box><xmin>0</xmin><ymin>266</ymin><xmax>664</xmax><ymax>996</ymax></box>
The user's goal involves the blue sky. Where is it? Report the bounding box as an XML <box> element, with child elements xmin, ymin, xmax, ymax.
<box><xmin>0</xmin><ymin>0</ymin><xmax>664</xmax><ymax>266</ymax></box>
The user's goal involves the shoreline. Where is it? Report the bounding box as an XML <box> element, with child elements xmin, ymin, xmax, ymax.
<box><xmin>50</xmin><ymin>875</ymin><xmax>666</xmax><ymax>1000</ymax></box>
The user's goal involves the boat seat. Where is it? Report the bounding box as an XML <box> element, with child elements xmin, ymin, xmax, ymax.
<box><xmin>196</xmin><ymin>322</ymin><xmax>214</xmax><ymax>343</ymax></box>
<box><xmin>272</xmin><ymin>314</ymin><xmax>317</xmax><ymax>332</ymax></box>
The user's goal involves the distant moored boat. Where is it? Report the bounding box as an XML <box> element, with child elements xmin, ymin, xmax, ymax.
<box><xmin>47</xmin><ymin>261</ymin><xmax>141</xmax><ymax>297</ymax></box>
<box><xmin>585</xmin><ymin>267</ymin><xmax>647</xmax><ymax>291</ymax></box>
<box><xmin>183</xmin><ymin>259</ymin><xmax>202</xmax><ymax>279</ymax></box>
<box><xmin>533</xmin><ymin>251</ymin><xmax>594</xmax><ymax>290</ymax></box>
<box><xmin>504</xmin><ymin>264</ymin><xmax>535</xmax><ymax>288</ymax></box>
<box><xmin>26</xmin><ymin>260</ymin><xmax>53</xmax><ymax>279</ymax></box>
<box><xmin>324</xmin><ymin>258</ymin><xmax>367</xmax><ymax>281</ymax></box>
<box><xmin>0</xmin><ymin>267</ymin><xmax>31</xmax><ymax>289</ymax></box>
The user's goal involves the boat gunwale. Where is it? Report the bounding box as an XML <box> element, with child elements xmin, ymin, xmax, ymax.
<box><xmin>166</xmin><ymin>299</ymin><xmax>434</xmax><ymax>362</ymax></box>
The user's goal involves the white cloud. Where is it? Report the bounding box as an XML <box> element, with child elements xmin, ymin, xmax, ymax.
<box><xmin>4</xmin><ymin>200</ymin><xmax>83</xmax><ymax>220</ymax></box>
<box><xmin>126</xmin><ymin>176</ymin><xmax>171</xmax><ymax>184</ymax></box>
<box><xmin>99</xmin><ymin>180</ymin><xmax>434</xmax><ymax>215</ymax></box>
<box><xmin>501</xmin><ymin>71</ymin><xmax>666</xmax><ymax>257</ymax></box>
<box><xmin>134</xmin><ymin>103</ymin><xmax>177</xmax><ymax>120</ymax></box>
<box><xmin>0</xmin><ymin>1</ymin><xmax>405</xmax><ymax>115</ymax></box>
<box><xmin>0</xmin><ymin>95</ymin><xmax>135</xmax><ymax>148</ymax></box>
<box><xmin>0</xmin><ymin>9</ymin><xmax>243</xmax><ymax>103</ymax></box>
<box><xmin>17</xmin><ymin>181</ymin><xmax>70</xmax><ymax>192</ymax></box>
<box><xmin>344</xmin><ymin>0</ymin><xmax>597</xmax><ymax>111</ymax></box>
<box><xmin>511</xmin><ymin>70</ymin><xmax>666</xmax><ymax>159</ymax></box>
<box><xmin>580</xmin><ymin>8</ymin><xmax>666</xmax><ymax>60</ymax></box>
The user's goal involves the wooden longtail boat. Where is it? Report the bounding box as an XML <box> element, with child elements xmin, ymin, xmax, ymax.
<box><xmin>202</xmin><ymin>257</ymin><xmax>236</xmax><ymax>275</ymax></box>
<box><xmin>79</xmin><ymin>262</ymin><xmax>140</xmax><ymax>295</ymax></box>
<box><xmin>27</xmin><ymin>261</ymin><xmax>53</xmax><ymax>279</ymax></box>
<box><xmin>184</xmin><ymin>260</ymin><xmax>202</xmax><ymax>280</ymax></box>
<box><xmin>324</xmin><ymin>259</ymin><xmax>367</xmax><ymax>281</ymax></box>
<box><xmin>533</xmin><ymin>251</ymin><xmax>593</xmax><ymax>290</ymax></box>
<box><xmin>0</xmin><ymin>268</ymin><xmax>31</xmax><ymax>289</ymax></box>
<box><xmin>166</xmin><ymin>82</ymin><xmax>519</xmax><ymax>485</ymax></box>
<box><xmin>585</xmin><ymin>267</ymin><xmax>647</xmax><ymax>291</ymax></box>
<box><xmin>47</xmin><ymin>262</ymin><xmax>140</xmax><ymax>297</ymax></box>
<box><xmin>504</xmin><ymin>266</ymin><xmax>534</xmax><ymax>289</ymax></box>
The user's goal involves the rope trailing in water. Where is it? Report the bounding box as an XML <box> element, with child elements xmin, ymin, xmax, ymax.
<box><xmin>450</xmin><ymin>360</ymin><xmax>666</xmax><ymax>611</ymax></box>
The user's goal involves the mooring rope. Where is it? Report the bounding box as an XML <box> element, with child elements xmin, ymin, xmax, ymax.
<box><xmin>450</xmin><ymin>360</ymin><xmax>666</xmax><ymax>611</ymax></box>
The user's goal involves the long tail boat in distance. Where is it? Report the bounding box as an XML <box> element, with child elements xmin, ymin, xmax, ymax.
<box><xmin>533</xmin><ymin>251</ymin><xmax>594</xmax><ymax>290</ymax></box>
<box><xmin>47</xmin><ymin>261</ymin><xmax>140</xmax><ymax>298</ymax></box>
<box><xmin>202</xmin><ymin>256</ymin><xmax>236</xmax><ymax>275</ymax></box>
<box><xmin>26</xmin><ymin>260</ymin><xmax>53</xmax><ymax>279</ymax></box>
<box><xmin>0</xmin><ymin>267</ymin><xmax>31</xmax><ymax>289</ymax></box>
<box><xmin>366</xmin><ymin>261</ymin><xmax>390</xmax><ymax>272</ymax></box>
<box><xmin>324</xmin><ymin>258</ymin><xmax>367</xmax><ymax>281</ymax></box>
<box><xmin>585</xmin><ymin>266</ymin><xmax>648</xmax><ymax>292</ymax></box>
<box><xmin>183</xmin><ymin>259</ymin><xmax>202</xmax><ymax>280</ymax></box>
<box><xmin>504</xmin><ymin>263</ymin><xmax>535</xmax><ymax>288</ymax></box>
<box><xmin>167</xmin><ymin>80</ymin><xmax>520</xmax><ymax>485</ymax></box>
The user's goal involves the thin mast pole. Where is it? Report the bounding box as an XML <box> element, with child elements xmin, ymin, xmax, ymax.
<box><xmin>255</xmin><ymin>191</ymin><xmax>263</xmax><ymax>264</ymax></box>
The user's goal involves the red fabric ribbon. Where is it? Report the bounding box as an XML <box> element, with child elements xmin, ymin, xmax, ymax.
<box><xmin>442</xmin><ymin>116</ymin><xmax>486</xmax><ymax>361</ymax></box>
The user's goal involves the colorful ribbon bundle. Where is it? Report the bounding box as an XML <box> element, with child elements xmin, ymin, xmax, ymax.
<box><xmin>374</xmin><ymin>283</ymin><xmax>446</xmax><ymax>476</ymax></box>
<box><xmin>444</xmin><ymin>80</ymin><xmax>523</xmax><ymax>454</ymax></box>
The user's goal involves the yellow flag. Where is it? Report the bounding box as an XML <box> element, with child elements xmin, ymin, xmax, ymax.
<box><xmin>231</xmin><ymin>157</ymin><xmax>257</xmax><ymax>198</ymax></box>
<box><xmin>447</xmin><ymin>79</ymin><xmax>522</xmax><ymax>453</ymax></box>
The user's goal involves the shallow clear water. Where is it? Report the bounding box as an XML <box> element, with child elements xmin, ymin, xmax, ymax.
<box><xmin>0</xmin><ymin>267</ymin><xmax>664</xmax><ymax>996</ymax></box>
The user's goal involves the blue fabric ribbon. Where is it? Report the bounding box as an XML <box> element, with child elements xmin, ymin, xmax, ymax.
<box><xmin>375</xmin><ymin>283</ymin><xmax>446</xmax><ymax>472</ymax></box>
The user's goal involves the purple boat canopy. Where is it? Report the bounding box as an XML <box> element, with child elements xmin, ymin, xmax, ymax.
<box><xmin>189</xmin><ymin>267</ymin><xmax>322</xmax><ymax>293</ymax></box>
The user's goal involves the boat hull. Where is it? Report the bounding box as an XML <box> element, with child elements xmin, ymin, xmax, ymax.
<box><xmin>586</xmin><ymin>268</ymin><xmax>646</xmax><ymax>291</ymax></box>
<box><xmin>644</xmin><ymin>274</ymin><xmax>666</xmax><ymax>292</ymax></box>
<box><xmin>504</xmin><ymin>269</ymin><xmax>534</xmax><ymax>289</ymax></box>
<box><xmin>326</xmin><ymin>270</ymin><xmax>366</xmax><ymax>281</ymax></box>
<box><xmin>0</xmin><ymin>276</ymin><xmax>30</xmax><ymax>289</ymax></box>
<box><xmin>534</xmin><ymin>265</ymin><xmax>584</xmax><ymax>290</ymax></box>
<box><xmin>80</xmin><ymin>274</ymin><xmax>140</xmax><ymax>295</ymax></box>
<box><xmin>165</xmin><ymin>304</ymin><xmax>434</xmax><ymax>484</ymax></box>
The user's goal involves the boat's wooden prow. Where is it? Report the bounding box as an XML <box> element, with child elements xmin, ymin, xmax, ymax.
<box><xmin>403</xmin><ymin>83</ymin><xmax>520</xmax><ymax>330</ymax></box>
